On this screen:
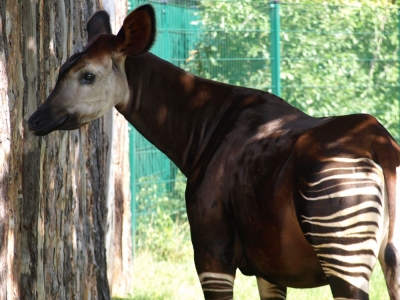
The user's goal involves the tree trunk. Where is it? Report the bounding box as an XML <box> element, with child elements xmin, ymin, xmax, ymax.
<box><xmin>102</xmin><ymin>2</ymin><xmax>133</xmax><ymax>296</ymax></box>
<box><xmin>0</xmin><ymin>0</ymin><xmax>131</xmax><ymax>299</ymax></box>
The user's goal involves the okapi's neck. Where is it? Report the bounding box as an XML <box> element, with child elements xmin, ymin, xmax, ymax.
<box><xmin>117</xmin><ymin>53</ymin><xmax>237</xmax><ymax>176</ymax></box>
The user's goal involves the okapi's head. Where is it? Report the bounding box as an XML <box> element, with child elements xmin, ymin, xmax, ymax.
<box><xmin>28</xmin><ymin>5</ymin><xmax>156</xmax><ymax>136</ymax></box>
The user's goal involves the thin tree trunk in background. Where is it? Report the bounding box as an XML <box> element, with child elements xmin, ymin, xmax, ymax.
<box><xmin>102</xmin><ymin>1</ymin><xmax>133</xmax><ymax>295</ymax></box>
<box><xmin>104</xmin><ymin>109</ymin><xmax>133</xmax><ymax>296</ymax></box>
<box><xmin>0</xmin><ymin>0</ymin><xmax>131</xmax><ymax>299</ymax></box>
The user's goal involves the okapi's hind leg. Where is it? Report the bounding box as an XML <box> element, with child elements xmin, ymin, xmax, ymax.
<box><xmin>379</xmin><ymin>242</ymin><xmax>400</xmax><ymax>300</ymax></box>
<box><xmin>297</xmin><ymin>157</ymin><xmax>387</xmax><ymax>299</ymax></box>
<box><xmin>256</xmin><ymin>277</ymin><xmax>287</xmax><ymax>300</ymax></box>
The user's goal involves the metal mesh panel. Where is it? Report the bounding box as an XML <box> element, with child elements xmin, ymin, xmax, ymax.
<box><xmin>185</xmin><ymin>1</ymin><xmax>273</xmax><ymax>88</ymax></box>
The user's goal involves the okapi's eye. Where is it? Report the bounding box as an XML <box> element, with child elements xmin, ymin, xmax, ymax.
<box><xmin>82</xmin><ymin>73</ymin><xmax>95</xmax><ymax>84</ymax></box>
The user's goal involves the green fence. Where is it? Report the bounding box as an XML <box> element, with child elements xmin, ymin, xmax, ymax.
<box><xmin>128</xmin><ymin>0</ymin><xmax>400</xmax><ymax>253</ymax></box>
<box><xmin>128</xmin><ymin>0</ymin><xmax>200</xmax><ymax>253</ymax></box>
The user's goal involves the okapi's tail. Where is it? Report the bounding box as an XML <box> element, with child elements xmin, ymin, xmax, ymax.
<box><xmin>379</xmin><ymin>136</ymin><xmax>400</xmax><ymax>299</ymax></box>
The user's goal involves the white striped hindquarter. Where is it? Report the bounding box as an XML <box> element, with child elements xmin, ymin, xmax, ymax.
<box><xmin>298</xmin><ymin>157</ymin><xmax>388</xmax><ymax>294</ymax></box>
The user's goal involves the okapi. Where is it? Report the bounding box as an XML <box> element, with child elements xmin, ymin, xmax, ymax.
<box><xmin>28</xmin><ymin>5</ymin><xmax>400</xmax><ymax>300</ymax></box>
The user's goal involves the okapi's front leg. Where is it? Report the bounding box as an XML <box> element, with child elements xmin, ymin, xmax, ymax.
<box><xmin>198</xmin><ymin>272</ymin><xmax>235</xmax><ymax>300</ymax></box>
<box><xmin>191</xmin><ymin>221</ymin><xmax>236</xmax><ymax>300</ymax></box>
<box><xmin>187</xmin><ymin>188</ymin><xmax>237</xmax><ymax>300</ymax></box>
<box><xmin>192</xmin><ymin>230</ymin><xmax>236</xmax><ymax>300</ymax></box>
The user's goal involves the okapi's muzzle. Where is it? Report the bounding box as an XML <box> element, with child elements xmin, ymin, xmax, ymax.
<box><xmin>28</xmin><ymin>107</ymin><xmax>69</xmax><ymax>136</ymax></box>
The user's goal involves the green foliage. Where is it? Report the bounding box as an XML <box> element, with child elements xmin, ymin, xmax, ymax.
<box><xmin>280</xmin><ymin>2</ymin><xmax>399</xmax><ymax>134</ymax></box>
<box><xmin>186</xmin><ymin>1</ymin><xmax>271</xmax><ymax>88</ymax></box>
<box><xmin>186</xmin><ymin>0</ymin><xmax>400</xmax><ymax>140</ymax></box>
<box><xmin>135</xmin><ymin>172</ymin><xmax>191</xmax><ymax>262</ymax></box>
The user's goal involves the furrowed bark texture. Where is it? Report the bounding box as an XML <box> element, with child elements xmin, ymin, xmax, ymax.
<box><xmin>0</xmin><ymin>0</ymin><xmax>131</xmax><ymax>299</ymax></box>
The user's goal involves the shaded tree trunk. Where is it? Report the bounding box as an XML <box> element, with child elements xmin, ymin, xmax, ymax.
<box><xmin>0</xmin><ymin>0</ymin><xmax>131</xmax><ymax>299</ymax></box>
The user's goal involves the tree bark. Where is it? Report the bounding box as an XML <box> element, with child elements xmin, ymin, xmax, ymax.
<box><xmin>0</xmin><ymin>0</ymin><xmax>131</xmax><ymax>299</ymax></box>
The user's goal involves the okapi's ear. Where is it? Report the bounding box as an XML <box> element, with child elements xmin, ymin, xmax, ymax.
<box><xmin>86</xmin><ymin>10</ymin><xmax>112</xmax><ymax>43</ymax></box>
<box><xmin>115</xmin><ymin>5</ymin><xmax>156</xmax><ymax>56</ymax></box>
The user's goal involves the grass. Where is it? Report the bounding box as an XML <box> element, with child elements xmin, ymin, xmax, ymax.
<box><xmin>113</xmin><ymin>243</ymin><xmax>389</xmax><ymax>300</ymax></box>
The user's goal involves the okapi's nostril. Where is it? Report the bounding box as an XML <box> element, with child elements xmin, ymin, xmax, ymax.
<box><xmin>32</xmin><ymin>120</ymin><xmax>41</xmax><ymax>128</ymax></box>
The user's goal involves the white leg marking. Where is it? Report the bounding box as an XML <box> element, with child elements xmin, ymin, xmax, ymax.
<box><xmin>198</xmin><ymin>272</ymin><xmax>234</xmax><ymax>293</ymax></box>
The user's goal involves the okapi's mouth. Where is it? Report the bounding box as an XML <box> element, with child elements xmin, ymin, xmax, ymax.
<box><xmin>28</xmin><ymin>113</ymin><xmax>69</xmax><ymax>136</ymax></box>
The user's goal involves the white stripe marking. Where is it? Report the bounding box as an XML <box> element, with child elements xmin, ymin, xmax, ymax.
<box><xmin>302</xmin><ymin>212</ymin><xmax>380</xmax><ymax>228</ymax></box>
<box><xmin>302</xmin><ymin>172</ymin><xmax>382</xmax><ymax>188</ymax></box>
<box><xmin>321</xmin><ymin>263</ymin><xmax>373</xmax><ymax>279</ymax></box>
<box><xmin>299</xmin><ymin>186</ymin><xmax>383</xmax><ymax>201</ymax></box>
<box><xmin>318</xmin><ymin>253</ymin><xmax>376</xmax><ymax>266</ymax></box>
<box><xmin>304</xmin><ymin>232</ymin><xmax>376</xmax><ymax>238</ymax></box>
<box><xmin>199</xmin><ymin>272</ymin><xmax>234</xmax><ymax>294</ymax></box>
<box><xmin>323</xmin><ymin>267</ymin><xmax>369</xmax><ymax>294</ymax></box>
<box><xmin>321</xmin><ymin>157</ymin><xmax>382</xmax><ymax>166</ymax></box>
<box><xmin>301</xmin><ymin>201</ymin><xmax>382</xmax><ymax>221</ymax></box>
<box><xmin>312</xmin><ymin>239</ymin><xmax>378</xmax><ymax>252</ymax></box>
<box><xmin>198</xmin><ymin>272</ymin><xmax>235</xmax><ymax>285</ymax></box>
<box><xmin>305</xmin><ymin>180</ymin><xmax>379</xmax><ymax>194</ymax></box>
<box><xmin>316</xmin><ymin>165</ymin><xmax>381</xmax><ymax>175</ymax></box>
<box><xmin>201</xmin><ymin>288</ymin><xmax>234</xmax><ymax>292</ymax></box>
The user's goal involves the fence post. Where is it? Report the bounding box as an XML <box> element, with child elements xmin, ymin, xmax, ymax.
<box><xmin>128</xmin><ymin>125</ymin><xmax>136</xmax><ymax>256</ymax></box>
<box><xmin>270</xmin><ymin>0</ymin><xmax>281</xmax><ymax>97</ymax></box>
